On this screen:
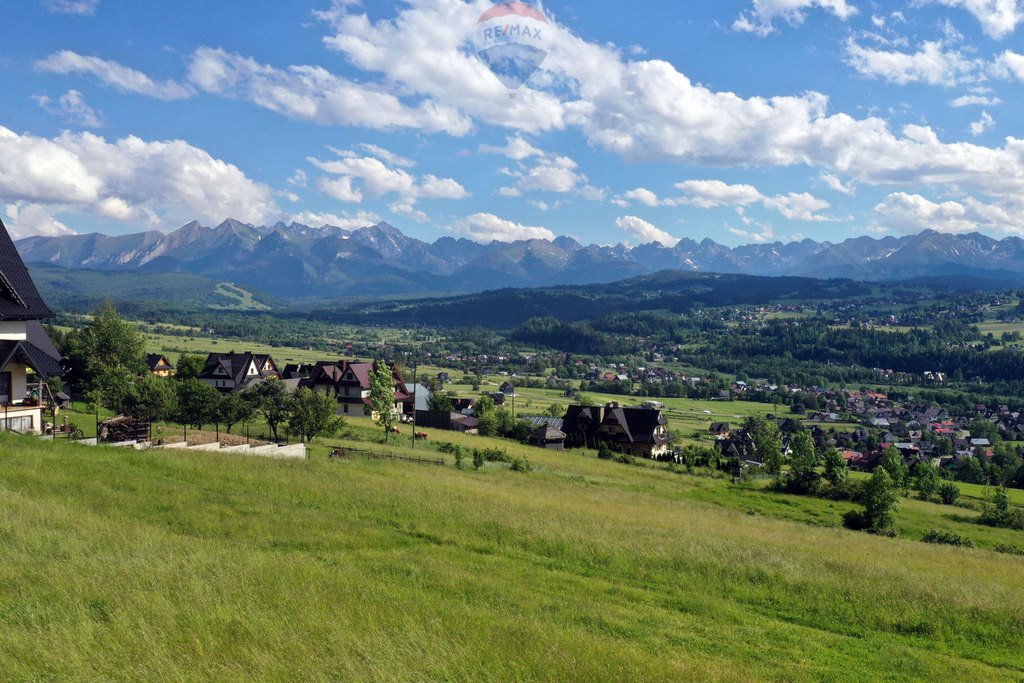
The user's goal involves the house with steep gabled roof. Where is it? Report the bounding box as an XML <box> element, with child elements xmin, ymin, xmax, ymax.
<box><xmin>199</xmin><ymin>351</ymin><xmax>281</xmax><ymax>394</ymax></box>
<box><xmin>0</xmin><ymin>219</ymin><xmax>63</xmax><ymax>433</ymax></box>
<box><xmin>562</xmin><ymin>402</ymin><xmax>670</xmax><ymax>458</ymax></box>
<box><xmin>299</xmin><ymin>360</ymin><xmax>411</xmax><ymax>417</ymax></box>
<box><xmin>146</xmin><ymin>354</ymin><xmax>175</xmax><ymax>378</ymax></box>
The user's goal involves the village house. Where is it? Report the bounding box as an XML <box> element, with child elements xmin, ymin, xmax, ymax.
<box><xmin>299</xmin><ymin>360</ymin><xmax>410</xmax><ymax>417</ymax></box>
<box><xmin>0</xmin><ymin>219</ymin><xmax>63</xmax><ymax>433</ymax></box>
<box><xmin>561</xmin><ymin>402</ymin><xmax>670</xmax><ymax>458</ymax></box>
<box><xmin>199</xmin><ymin>351</ymin><xmax>281</xmax><ymax>394</ymax></box>
<box><xmin>146</xmin><ymin>354</ymin><xmax>175</xmax><ymax>378</ymax></box>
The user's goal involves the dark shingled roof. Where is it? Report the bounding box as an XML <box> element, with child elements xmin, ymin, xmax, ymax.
<box><xmin>0</xmin><ymin>341</ymin><xmax>63</xmax><ymax>379</ymax></box>
<box><xmin>0</xmin><ymin>219</ymin><xmax>54</xmax><ymax>321</ymax></box>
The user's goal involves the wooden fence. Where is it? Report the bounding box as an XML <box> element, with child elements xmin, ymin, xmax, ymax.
<box><xmin>329</xmin><ymin>446</ymin><xmax>445</xmax><ymax>467</ymax></box>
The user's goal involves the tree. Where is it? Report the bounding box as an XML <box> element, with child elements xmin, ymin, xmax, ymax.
<box><xmin>473</xmin><ymin>395</ymin><xmax>496</xmax><ymax>416</ymax></box>
<box><xmin>126</xmin><ymin>376</ymin><xmax>178</xmax><ymax>424</ymax></box>
<box><xmin>968</xmin><ymin>417</ymin><xmax>1000</xmax><ymax>445</ymax></box>
<box><xmin>219</xmin><ymin>392</ymin><xmax>255</xmax><ymax>434</ymax></box>
<box><xmin>939</xmin><ymin>482</ymin><xmax>961</xmax><ymax>506</ymax></box>
<box><xmin>744</xmin><ymin>415</ymin><xmax>783</xmax><ymax>474</ymax></box>
<box><xmin>242</xmin><ymin>380</ymin><xmax>293</xmax><ymax>441</ymax></box>
<box><xmin>427</xmin><ymin>391</ymin><xmax>454</xmax><ymax>413</ymax></box>
<box><xmin>369</xmin><ymin>362</ymin><xmax>398</xmax><ymax>444</ymax></box>
<box><xmin>174</xmin><ymin>354</ymin><xmax>207</xmax><ymax>382</ymax></box>
<box><xmin>66</xmin><ymin>302</ymin><xmax>147</xmax><ymax>387</ymax></box>
<box><xmin>175</xmin><ymin>379</ymin><xmax>222</xmax><ymax>430</ymax></box>
<box><xmin>823</xmin><ymin>448</ymin><xmax>848</xmax><ymax>486</ymax></box>
<box><xmin>477</xmin><ymin>412</ymin><xmax>499</xmax><ymax>437</ymax></box>
<box><xmin>784</xmin><ymin>430</ymin><xmax>819</xmax><ymax>493</ymax></box>
<box><xmin>288</xmin><ymin>388</ymin><xmax>346</xmax><ymax>444</ymax></box>
<box><xmin>89</xmin><ymin>366</ymin><xmax>138</xmax><ymax>414</ymax></box>
<box><xmin>846</xmin><ymin>467</ymin><xmax>900</xmax><ymax>533</ymax></box>
<box><xmin>546</xmin><ymin>403</ymin><xmax>563</xmax><ymax>418</ymax></box>
<box><xmin>912</xmin><ymin>463</ymin><xmax>941</xmax><ymax>501</ymax></box>
<box><xmin>957</xmin><ymin>456</ymin><xmax>986</xmax><ymax>485</ymax></box>
<box><xmin>880</xmin><ymin>447</ymin><xmax>909</xmax><ymax>490</ymax></box>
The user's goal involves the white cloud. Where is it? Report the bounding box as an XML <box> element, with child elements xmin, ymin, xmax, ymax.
<box><xmin>950</xmin><ymin>93</ymin><xmax>1003</xmax><ymax>106</ymax></box>
<box><xmin>36</xmin><ymin>51</ymin><xmax>193</xmax><ymax>100</ymax></box>
<box><xmin>971</xmin><ymin>111</ymin><xmax>996</xmax><ymax>135</ymax></box>
<box><xmin>844</xmin><ymin>39</ymin><xmax>981</xmax><ymax>86</ymax></box>
<box><xmin>4</xmin><ymin>202</ymin><xmax>76</xmax><ymax>239</ymax></box>
<box><xmin>355</xmin><ymin>144</ymin><xmax>415</xmax><ymax>168</ymax></box>
<box><xmin>479</xmin><ymin>136</ymin><xmax>543</xmax><ymax>160</ymax></box>
<box><xmin>676</xmin><ymin>180</ymin><xmax>764</xmax><ymax>208</ymax></box>
<box><xmin>676</xmin><ymin>179</ymin><xmax>834</xmax><ymax>221</ymax></box>
<box><xmin>762</xmin><ymin>192</ymin><xmax>833</xmax><ymax>221</ymax></box>
<box><xmin>820</xmin><ymin>173</ymin><xmax>855</xmax><ymax>195</ymax></box>
<box><xmin>991</xmin><ymin>50</ymin><xmax>1024</xmax><ymax>80</ymax></box>
<box><xmin>42</xmin><ymin>0</ymin><xmax>98</xmax><ymax>15</ymax></box>
<box><xmin>622</xmin><ymin>188</ymin><xmax>662</xmax><ymax>207</ymax></box>
<box><xmin>501</xmin><ymin>155</ymin><xmax>585</xmax><ymax>196</ymax></box>
<box><xmin>728</xmin><ymin>225</ymin><xmax>776</xmax><ymax>243</ymax></box>
<box><xmin>874</xmin><ymin>191</ymin><xmax>1020</xmax><ymax>234</ymax></box>
<box><xmin>0</xmin><ymin>125</ymin><xmax>278</xmax><ymax>233</ymax></box>
<box><xmin>615</xmin><ymin>215</ymin><xmax>679</xmax><ymax>247</ymax></box>
<box><xmin>450</xmin><ymin>213</ymin><xmax>555</xmax><ymax>243</ymax></box>
<box><xmin>310</xmin><ymin>150</ymin><xmax>467</xmax><ymax>219</ymax></box>
<box><xmin>923</xmin><ymin>0</ymin><xmax>1024</xmax><ymax>39</ymax></box>
<box><xmin>33</xmin><ymin>90</ymin><xmax>102</xmax><ymax>128</ymax></box>
<box><xmin>287</xmin><ymin>210</ymin><xmax>381</xmax><ymax>230</ymax></box>
<box><xmin>733</xmin><ymin>0</ymin><xmax>858</xmax><ymax>35</ymax></box>
<box><xmin>187</xmin><ymin>47</ymin><xmax>472</xmax><ymax>135</ymax></box>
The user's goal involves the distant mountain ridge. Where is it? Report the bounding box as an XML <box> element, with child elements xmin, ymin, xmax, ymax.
<box><xmin>15</xmin><ymin>219</ymin><xmax>1024</xmax><ymax>299</ymax></box>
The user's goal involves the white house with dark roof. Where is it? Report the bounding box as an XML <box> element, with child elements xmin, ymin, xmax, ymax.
<box><xmin>0</xmin><ymin>219</ymin><xmax>63</xmax><ymax>433</ymax></box>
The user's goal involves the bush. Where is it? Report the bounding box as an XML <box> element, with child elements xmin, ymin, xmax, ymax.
<box><xmin>510</xmin><ymin>456</ymin><xmax>532</xmax><ymax>472</ymax></box>
<box><xmin>938</xmin><ymin>483</ymin><xmax>961</xmax><ymax>506</ymax></box>
<box><xmin>597</xmin><ymin>443</ymin><xmax>614</xmax><ymax>461</ymax></box>
<box><xmin>843</xmin><ymin>510</ymin><xmax>870</xmax><ymax>531</ymax></box>
<box><xmin>994</xmin><ymin>544</ymin><xmax>1024</xmax><ymax>556</ymax></box>
<box><xmin>472</xmin><ymin>449</ymin><xmax>484</xmax><ymax>470</ymax></box>
<box><xmin>481</xmin><ymin>448</ymin><xmax>510</xmax><ymax>463</ymax></box>
<box><xmin>615</xmin><ymin>453</ymin><xmax>636</xmax><ymax>466</ymax></box>
<box><xmin>922</xmin><ymin>529</ymin><xmax>975</xmax><ymax>548</ymax></box>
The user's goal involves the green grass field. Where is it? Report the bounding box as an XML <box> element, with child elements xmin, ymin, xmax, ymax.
<box><xmin>3</xmin><ymin>429</ymin><xmax>1024</xmax><ymax>680</ymax></box>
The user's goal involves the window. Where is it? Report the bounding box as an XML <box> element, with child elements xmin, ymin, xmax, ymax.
<box><xmin>0</xmin><ymin>372</ymin><xmax>9</xmax><ymax>405</ymax></box>
<box><xmin>1</xmin><ymin>415</ymin><xmax>33</xmax><ymax>432</ymax></box>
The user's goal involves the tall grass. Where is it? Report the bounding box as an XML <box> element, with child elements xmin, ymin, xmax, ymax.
<box><xmin>1</xmin><ymin>432</ymin><xmax>1023</xmax><ymax>680</ymax></box>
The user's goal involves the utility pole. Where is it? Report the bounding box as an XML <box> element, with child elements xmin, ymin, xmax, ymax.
<box><xmin>412</xmin><ymin>363</ymin><xmax>418</xmax><ymax>450</ymax></box>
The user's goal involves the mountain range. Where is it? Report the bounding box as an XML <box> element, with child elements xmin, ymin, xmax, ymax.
<box><xmin>15</xmin><ymin>219</ymin><xmax>1024</xmax><ymax>300</ymax></box>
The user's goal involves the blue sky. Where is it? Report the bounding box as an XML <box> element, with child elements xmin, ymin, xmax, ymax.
<box><xmin>2</xmin><ymin>0</ymin><xmax>1024</xmax><ymax>247</ymax></box>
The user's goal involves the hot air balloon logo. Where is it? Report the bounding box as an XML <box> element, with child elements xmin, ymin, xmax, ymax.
<box><xmin>475</xmin><ymin>2</ymin><xmax>550</xmax><ymax>97</ymax></box>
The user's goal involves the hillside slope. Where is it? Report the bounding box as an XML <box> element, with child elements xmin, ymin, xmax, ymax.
<box><xmin>0</xmin><ymin>433</ymin><xmax>1022</xmax><ymax>680</ymax></box>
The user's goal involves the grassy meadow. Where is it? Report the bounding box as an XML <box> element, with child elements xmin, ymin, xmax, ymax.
<box><xmin>2</xmin><ymin>429</ymin><xmax>1024</xmax><ymax>680</ymax></box>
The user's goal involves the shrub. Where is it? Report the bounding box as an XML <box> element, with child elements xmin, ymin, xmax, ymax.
<box><xmin>978</xmin><ymin>487</ymin><xmax>1024</xmax><ymax>530</ymax></box>
<box><xmin>843</xmin><ymin>510</ymin><xmax>870</xmax><ymax>532</ymax></box>
<box><xmin>597</xmin><ymin>443</ymin><xmax>614</xmax><ymax>461</ymax></box>
<box><xmin>472</xmin><ymin>449</ymin><xmax>484</xmax><ymax>470</ymax></box>
<box><xmin>922</xmin><ymin>529</ymin><xmax>974</xmax><ymax>548</ymax></box>
<box><xmin>510</xmin><ymin>456</ymin><xmax>532</xmax><ymax>473</ymax></box>
<box><xmin>994</xmin><ymin>544</ymin><xmax>1024</xmax><ymax>556</ymax></box>
<box><xmin>453</xmin><ymin>448</ymin><xmax>465</xmax><ymax>470</ymax></box>
<box><xmin>938</xmin><ymin>483</ymin><xmax>961</xmax><ymax>506</ymax></box>
<box><xmin>615</xmin><ymin>453</ymin><xmax>636</xmax><ymax>466</ymax></box>
<box><xmin>481</xmin><ymin>448</ymin><xmax>510</xmax><ymax>463</ymax></box>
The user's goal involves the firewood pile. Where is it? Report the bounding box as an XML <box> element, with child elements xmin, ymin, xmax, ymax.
<box><xmin>98</xmin><ymin>416</ymin><xmax>150</xmax><ymax>443</ymax></box>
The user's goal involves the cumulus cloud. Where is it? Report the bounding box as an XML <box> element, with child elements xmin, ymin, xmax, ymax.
<box><xmin>286</xmin><ymin>210</ymin><xmax>382</xmax><ymax>231</ymax></box>
<box><xmin>36</xmin><ymin>51</ymin><xmax>193</xmax><ymax>100</ymax></box>
<box><xmin>310</xmin><ymin>148</ymin><xmax>467</xmax><ymax>221</ymax></box>
<box><xmin>675</xmin><ymin>179</ymin><xmax>834</xmax><ymax>221</ymax></box>
<box><xmin>733</xmin><ymin>0</ymin><xmax>858</xmax><ymax>35</ymax></box>
<box><xmin>622</xmin><ymin>188</ymin><xmax>662</xmax><ymax>207</ymax></box>
<box><xmin>615</xmin><ymin>215</ymin><xmax>679</xmax><ymax>247</ymax></box>
<box><xmin>299</xmin><ymin>0</ymin><xmax>1024</xmax><ymax>211</ymax></box>
<box><xmin>820</xmin><ymin>173</ymin><xmax>856</xmax><ymax>195</ymax></box>
<box><xmin>0</xmin><ymin>125</ymin><xmax>278</xmax><ymax>234</ymax></box>
<box><xmin>4</xmin><ymin>202</ymin><xmax>76</xmax><ymax>239</ymax></box>
<box><xmin>844</xmin><ymin>39</ymin><xmax>981</xmax><ymax>86</ymax></box>
<box><xmin>42</xmin><ymin>0</ymin><xmax>98</xmax><ymax>15</ymax></box>
<box><xmin>971</xmin><ymin>111</ymin><xmax>996</xmax><ymax>135</ymax></box>
<box><xmin>450</xmin><ymin>213</ymin><xmax>555</xmax><ymax>243</ymax></box>
<box><xmin>951</xmin><ymin>93</ymin><xmax>1003</xmax><ymax>106</ymax></box>
<box><xmin>479</xmin><ymin>136</ymin><xmax>543</xmax><ymax>160</ymax></box>
<box><xmin>923</xmin><ymin>0</ymin><xmax>1024</xmax><ymax>39</ymax></box>
<box><xmin>187</xmin><ymin>47</ymin><xmax>471</xmax><ymax>135</ymax></box>
<box><xmin>991</xmin><ymin>49</ymin><xmax>1024</xmax><ymax>80</ymax></box>
<box><xmin>33</xmin><ymin>90</ymin><xmax>102</xmax><ymax>128</ymax></box>
<box><xmin>499</xmin><ymin>155</ymin><xmax>586</xmax><ymax>196</ymax></box>
<box><xmin>874</xmin><ymin>191</ymin><xmax>1020</xmax><ymax>234</ymax></box>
